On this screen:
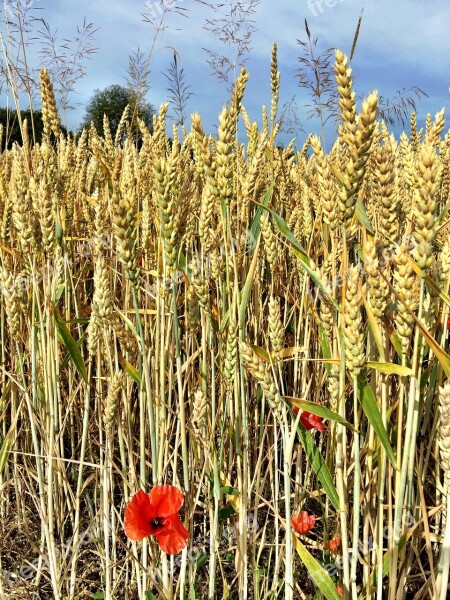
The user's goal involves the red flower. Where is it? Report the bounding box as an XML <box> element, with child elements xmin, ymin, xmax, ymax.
<box><xmin>336</xmin><ymin>584</ymin><xmax>344</xmax><ymax>597</ymax></box>
<box><xmin>124</xmin><ymin>485</ymin><xmax>189</xmax><ymax>555</ymax></box>
<box><xmin>291</xmin><ymin>511</ymin><xmax>316</xmax><ymax>534</ymax></box>
<box><xmin>293</xmin><ymin>407</ymin><xmax>326</xmax><ymax>432</ymax></box>
<box><xmin>327</xmin><ymin>536</ymin><xmax>342</xmax><ymax>553</ymax></box>
<box><xmin>301</xmin><ymin>411</ymin><xmax>326</xmax><ymax>431</ymax></box>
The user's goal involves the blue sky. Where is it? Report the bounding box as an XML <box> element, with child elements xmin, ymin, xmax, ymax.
<box><xmin>2</xmin><ymin>0</ymin><xmax>449</xmax><ymax>146</ymax></box>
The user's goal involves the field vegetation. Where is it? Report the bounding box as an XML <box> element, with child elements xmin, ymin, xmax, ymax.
<box><xmin>0</xmin><ymin>6</ymin><xmax>449</xmax><ymax>600</ymax></box>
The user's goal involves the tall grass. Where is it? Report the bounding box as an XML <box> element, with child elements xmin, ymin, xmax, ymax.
<box><xmin>0</xmin><ymin>48</ymin><xmax>449</xmax><ymax>600</ymax></box>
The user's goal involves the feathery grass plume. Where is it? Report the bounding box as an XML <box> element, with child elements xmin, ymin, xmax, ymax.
<box><xmin>164</xmin><ymin>51</ymin><xmax>193</xmax><ymax>128</ymax></box>
<box><xmin>412</xmin><ymin>143</ymin><xmax>438</xmax><ymax>271</ymax></box>
<box><xmin>438</xmin><ymin>381</ymin><xmax>450</xmax><ymax>474</ymax></box>
<box><xmin>393</xmin><ymin>243</ymin><xmax>418</xmax><ymax>354</ymax></box>
<box><xmin>268</xmin><ymin>296</ymin><xmax>284</xmax><ymax>355</ymax></box>
<box><xmin>104</xmin><ymin>371</ymin><xmax>124</xmax><ymax>430</ymax></box>
<box><xmin>154</xmin><ymin>158</ymin><xmax>178</xmax><ymax>271</ymax></box>
<box><xmin>364</xmin><ymin>237</ymin><xmax>390</xmax><ymax>319</ymax></box>
<box><xmin>260</xmin><ymin>213</ymin><xmax>278</xmax><ymax>269</ymax></box>
<box><xmin>374</xmin><ymin>143</ymin><xmax>399</xmax><ymax>241</ymax></box>
<box><xmin>0</xmin><ymin>267</ymin><xmax>21</xmax><ymax>336</ymax></box>
<box><xmin>216</xmin><ymin>106</ymin><xmax>234</xmax><ymax>207</ymax></box>
<box><xmin>334</xmin><ymin>50</ymin><xmax>357</xmax><ymax>147</ymax></box>
<box><xmin>343</xmin><ymin>265</ymin><xmax>365</xmax><ymax>378</ymax></box>
<box><xmin>112</xmin><ymin>192</ymin><xmax>139</xmax><ymax>285</ymax></box>
<box><xmin>270</xmin><ymin>42</ymin><xmax>280</xmax><ymax>127</ymax></box>
<box><xmin>311</xmin><ymin>135</ymin><xmax>340</xmax><ymax>229</ymax></box>
<box><xmin>39</xmin><ymin>69</ymin><xmax>61</xmax><ymax>139</ymax></box>
<box><xmin>240</xmin><ymin>340</ymin><xmax>282</xmax><ymax>416</ymax></box>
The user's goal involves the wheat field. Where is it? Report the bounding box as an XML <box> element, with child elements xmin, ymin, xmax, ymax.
<box><xmin>0</xmin><ymin>47</ymin><xmax>449</xmax><ymax>600</ymax></box>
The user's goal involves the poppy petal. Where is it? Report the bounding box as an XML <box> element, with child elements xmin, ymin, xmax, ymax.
<box><xmin>291</xmin><ymin>511</ymin><xmax>316</xmax><ymax>534</ymax></box>
<box><xmin>327</xmin><ymin>537</ymin><xmax>342</xmax><ymax>553</ymax></box>
<box><xmin>148</xmin><ymin>485</ymin><xmax>185</xmax><ymax>518</ymax></box>
<box><xmin>300</xmin><ymin>411</ymin><xmax>326</xmax><ymax>432</ymax></box>
<box><xmin>124</xmin><ymin>489</ymin><xmax>155</xmax><ymax>541</ymax></box>
<box><xmin>155</xmin><ymin>514</ymin><xmax>189</xmax><ymax>555</ymax></box>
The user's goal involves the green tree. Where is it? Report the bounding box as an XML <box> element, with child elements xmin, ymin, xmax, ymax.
<box><xmin>82</xmin><ymin>84</ymin><xmax>155</xmax><ymax>139</ymax></box>
<box><xmin>0</xmin><ymin>109</ymin><xmax>68</xmax><ymax>149</ymax></box>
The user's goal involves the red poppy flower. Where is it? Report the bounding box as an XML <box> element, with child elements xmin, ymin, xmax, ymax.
<box><xmin>301</xmin><ymin>411</ymin><xmax>326</xmax><ymax>431</ymax></box>
<box><xmin>327</xmin><ymin>536</ymin><xmax>342</xmax><ymax>553</ymax></box>
<box><xmin>293</xmin><ymin>407</ymin><xmax>326</xmax><ymax>432</ymax></box>
<box><xmin>336</xmin><ymin>584</ymin><xmax>344</xmax><ymax>597</ymax></box>
<box><xmin>291</xmin><ymin>511</ymin><xmax>316</xmax><ymax>534</ymax></box>
<box><xmin>124</xmin><ymin>485</ymin><xmax>189</xmax><ymax>555</ymax></box>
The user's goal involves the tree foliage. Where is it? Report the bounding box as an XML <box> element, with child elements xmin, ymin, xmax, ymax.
<box><xmin>0</xmin><ymin>109</ymin><xmax>67</xmax><ymax>149</ymax></box>
<box><xmin>82</xmin><ymin>84</ymin><xmax>155</xmax><ymax>138</ymax></box>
